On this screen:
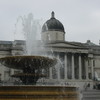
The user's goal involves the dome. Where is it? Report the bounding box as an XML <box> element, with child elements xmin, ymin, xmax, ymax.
<box><xmin>42</xmin><ymin>12</ymin><xmax>65</xmax><ymax>33</ymax></box>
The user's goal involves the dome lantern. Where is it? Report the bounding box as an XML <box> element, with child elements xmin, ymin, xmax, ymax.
<box><xmin>51</xmin><ymin>11</ymin><xmax>55</xmax><ymax>18</ymax></box>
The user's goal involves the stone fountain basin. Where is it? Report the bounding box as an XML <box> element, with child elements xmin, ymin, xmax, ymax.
<box><xmin>0</xmin><ymin>56</ymin><xmax>57</xmax><ymax>85</ymax></box>
<box><xmin>0</xmin><ymin>56</ymin><xmax>57</xmax><ymax>70</ymax></box>
<box><xmin>0</xmin><ymin>85</ymin><xmax>79</xmax><ymax>100</ymax></box>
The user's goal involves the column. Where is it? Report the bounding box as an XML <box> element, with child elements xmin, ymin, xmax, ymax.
<box><xmin>91</xmin><ymin>59</ymin><xmax>94</xmax><ymax>80</ymax></box>
<box><xmin>64</xmin><ymin>53</ymin><xmax>67</xmax><ymax>79</ymax></box>
<box><xmin>72</xmin><ymin>53</ymin><xmax>75</xmax><ymax>79</ymax></box>
<box><xmin>88</xmin><ymin>54</ymin><xmax>94</xmax><ymax>80</ymax></box>
<box><xmin>79</xmin><ymin>54</ymin><xmax>82</xmax><ymax>80</ymax></box>
<box><xmin>49</xmin><ymin>67</ymin><xmax>52</xmax><ymax>79</ymax></box>
<box><xmin>57</xmin><ymin>54</ymin><xmax>60</xmax><ymax>80</ymax></box>
<box><xmin>85</xmin><ymin>60</ymin><xmax>89</xmax><ymax>80</ymax></box>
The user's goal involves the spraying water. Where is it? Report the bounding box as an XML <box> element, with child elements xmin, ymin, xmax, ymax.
<box><xmin>14</xmin><ymin>13</ymin><xmax>42</xmax><ymax>55</ymax></box>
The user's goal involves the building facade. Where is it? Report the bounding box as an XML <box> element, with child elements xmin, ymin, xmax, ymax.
<box><xmin>0</xmin><ymin>12</ymin><xmax>100</xmax><ymax>90</ymax></box>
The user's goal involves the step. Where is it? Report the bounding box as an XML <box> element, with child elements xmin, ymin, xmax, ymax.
<box><xmin>82</xmin><ymin>89</ymin><xmax>100</xmax><ymax>100</ymax></box>
<box><xmin>83</xmin><ymin>98</ymin><xmax>100</xmax><ymax>100</ymax></box>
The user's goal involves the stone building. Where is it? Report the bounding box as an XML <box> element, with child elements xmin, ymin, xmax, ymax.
<box><xmin>0</xmin><ymin>12</ymin><xmax>100</xmax><ymax>89</ymax></box>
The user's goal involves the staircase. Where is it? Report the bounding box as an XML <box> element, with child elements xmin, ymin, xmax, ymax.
<box><xmin>82</xmin><ymin>89</ymin><xmax>100</xmax><ymax>100</ymax></box>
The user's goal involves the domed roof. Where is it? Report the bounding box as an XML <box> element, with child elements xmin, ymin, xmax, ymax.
<box><xmin>42</xmin><ymin>12</ymin><xmax>65</xmax><ymax>33</ymax></box>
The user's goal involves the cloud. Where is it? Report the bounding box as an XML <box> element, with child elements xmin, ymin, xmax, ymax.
<box><xmin>0</xmin><ymin>0</ymin><xmax>100</xmax><ymax>44</ymax></box>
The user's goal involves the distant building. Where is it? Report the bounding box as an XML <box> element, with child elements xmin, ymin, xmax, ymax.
<box><xmin>0</xmin><ymin>12</ymin><xmax>100</xmax><ymax>89</ymax></box>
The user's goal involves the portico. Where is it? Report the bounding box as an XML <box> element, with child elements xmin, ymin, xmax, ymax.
<box><xmin>48</xmin><ymin>51</ymin><xmax>90</xmax><ymax>81</ymax></box>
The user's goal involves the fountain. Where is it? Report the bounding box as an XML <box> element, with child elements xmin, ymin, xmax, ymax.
<box><xmin>0</xmin><ymin>13</ymin><xmax>79</xmax><ymax>100</ymax></box>
<box><xmin>0</xmin><ymin>56</ymin><xmax>56</xmax><ymax>85</ymax></box>
<box><xmin>0</xmin><ymin>55</ymin><xmax>80</xmax><ymax>100</ymax></box>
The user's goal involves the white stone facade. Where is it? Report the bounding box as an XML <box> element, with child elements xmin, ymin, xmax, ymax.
<box><xmin>41</xmin><ymin>31</ymin><xmax>65</xmax><ymax>41</ymax></box>
<box><xmin>0</xmin><ymin>40</ymin><xmax>100</xmax><ymax>90</ymax></box>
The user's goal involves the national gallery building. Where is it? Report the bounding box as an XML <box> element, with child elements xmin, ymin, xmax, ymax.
<box><xmin>0</xmin><ymin>12</ymin><xmax>100</xmax><ymax>89</ymax></box>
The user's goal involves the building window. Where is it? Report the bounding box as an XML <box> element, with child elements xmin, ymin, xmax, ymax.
<box><xmin>56</xmin><ymin>33</ymin><xmax>58</xmax><ymax>40</ymax></box>
<box><xmin>74</xmin><ymin>54</ymin><xmax>79</xmax><ymax>79</ymax></box>
<box><xmin>4</xmin><ymin>71</ymin><xmax>10</xmax><ymax>81</ymax></box>
<box><xmin>59</xmin><ymin>53</ymin><xmax>65</xmax><ymax>79</ymax></box>
<box><xmin>88</xmin><ymin>60</ymin><xmax>90</xmax><ymax>66</ymax></box>
<box><xmin>88</xmin><ymin>73</ymin><xmax>92</xmax><ymax>79</ymax></box>
<box><xmin>45</xmin><ymin>68</ymin><xmax>49</xmax><ymax>79</ymax></box>
<box><xmin>81</xmin><ymin>55</ymin><xmax>86</xmax><ymax>79</ymax></box>
<box><xmin>0</xmin><ymin>74</ymin><xmax>1</xmax><ymax>81</ymax></box>
<box><xmin>47</xmin><ymin>33</ymin><xmax>49</xmax><ymax>40</ymax></box>
<box><xmin>52</xmin><ymin>67</ymin><xmax>57</xmax><ymax>79</ymax></box>
<box><xmin>14</xmin><ymin>71</ymin><xmax>20</xmax><ymax>74</ymax></box>
<box><xmin>63</xmin><ymin>34</ymin><xmax>64</xmax><ymax>40</ymax></box>
<box><xmin>67</xmin><ymin>53</ymin><xmax>72</xmax><ymax>79</ymax></box>
<box><xmin>60</xmin><ymin>67</ymin><xmax>64</xmax><ymax>79</ymax></box>
<box><xmin>93</xmin><ymin>60</ymin><xmax>95</xmax><ymax>67</ymax></box>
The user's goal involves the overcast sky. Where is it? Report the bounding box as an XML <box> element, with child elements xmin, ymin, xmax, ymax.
<box><xmin>0</xmin><ymin>0</ymin><xmax>100</xmax><ymax>45</ymax></box>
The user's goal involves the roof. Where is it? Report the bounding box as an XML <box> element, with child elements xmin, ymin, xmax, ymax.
<box><xmin>42</xmin><ymin>11</ymin><xmax>65</xmax><ymax>33</ymax></box>
<box><xmin>0</xmin><ymin>41</ymin><xmax>12</xmax><ymax>45</ymax></box>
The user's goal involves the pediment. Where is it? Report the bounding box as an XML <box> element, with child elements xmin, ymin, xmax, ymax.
<box><xmin>47</xmin><ymin>41</ymin><xmax>87</xmax><ymax>49</ymax></box>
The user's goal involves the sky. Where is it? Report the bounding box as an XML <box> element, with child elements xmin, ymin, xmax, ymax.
<box><xmin>0</xmin><ymin>0</ymin><xmax>100</xmax><ymax>45</ymax></box>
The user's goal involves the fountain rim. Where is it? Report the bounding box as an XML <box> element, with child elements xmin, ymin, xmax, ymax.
<box><xmin>0</xmin><ymin>55</ymin><xmax>55</xmax><ymax>59</ymax></box>
<box><xmin>0</xmin><ymin>55</ymin><xmax>57</xmax><ymax>70</ymax></box>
